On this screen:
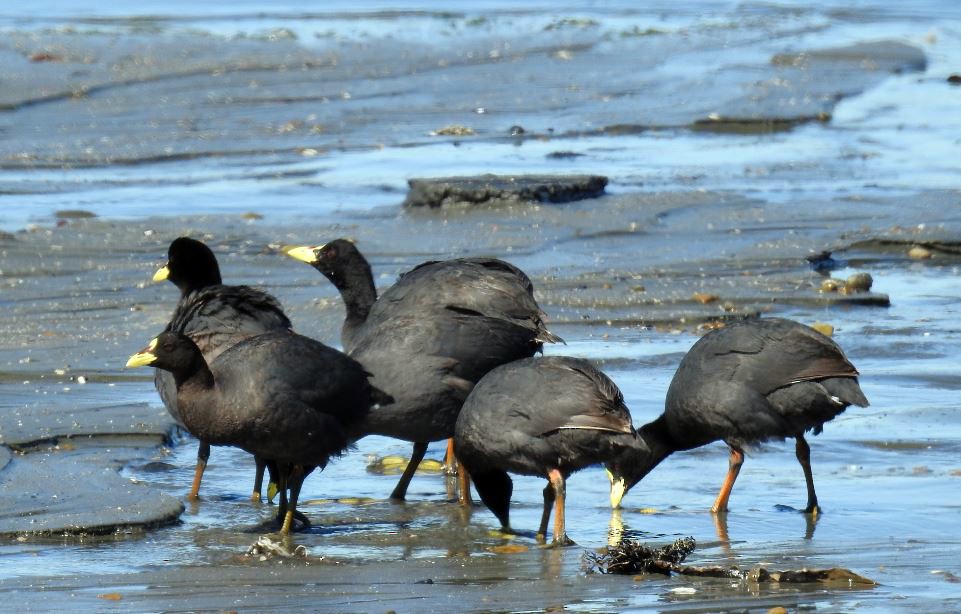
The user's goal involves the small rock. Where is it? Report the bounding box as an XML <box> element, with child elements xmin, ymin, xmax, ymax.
<box><xmin>54</xmin><ymin>209</ymin><xmax>97</xmax><ymax>219</ymax></box>
<box><xmin>509</xmin><ymin>125</ymin><xmax>526</xmax><ymax>136</ymax></box>
<box><xmin>947</xmin><ymin>74</ymin><xmax>961</xmax><ymax>85</ymax></box>
<box><xmin>908</xmin><ymin>246</ymin><xmax>933</xmax><ymax>260</ymax></box>
<box><xmin>843</xmin><ymin>272</ymin><xmax>873</xmax><ymax>293</ymax></box>
<box><xmin>546</xmin><ymin>151</ymin><xmax>585</xmax><ymax>159</ymax></box>
<box><xmin>692</xmin><ymin>292</ymin><xmax>719</xmax><ymax>304</ymax></box>
<box><xmin>431</xmin><ymin>125</ymin><xmax>475</xmax><ymax>136</ymax></box>
<box><xmin>30</xmin><ymin>52</ymin><xmax>64</xmax><ymax>62</ymax></box>
<box><xmin>768</xmin><ymin>608</ymin><xmax>789</xmax><ymax>614</ymax></box>
<box><xmin>241</xmin><ymin>212</ymin><xmax>264</xmax><ymax>220</ymax></box>
<box><xmin>820</xmin><ymin>279</ymin><xmax>843</xmax><ymax>293</ymax></box>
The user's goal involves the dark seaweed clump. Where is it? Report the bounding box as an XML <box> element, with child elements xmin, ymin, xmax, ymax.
<box><xmin>587</xmin><ymin>536</ymin><xmax>696</xmax><ymax>575</ymax></box>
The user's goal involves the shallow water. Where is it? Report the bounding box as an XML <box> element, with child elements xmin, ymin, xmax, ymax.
<box><xmin>2</xmin><ymin>2</ymin><xmax>961</xmax><ymax>612</ymax></box>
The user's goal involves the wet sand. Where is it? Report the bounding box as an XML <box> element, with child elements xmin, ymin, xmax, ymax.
<box><xmin>2</xmin><ymin>3</ymin><xmax>961</xmax><ymax>612</ymax></box>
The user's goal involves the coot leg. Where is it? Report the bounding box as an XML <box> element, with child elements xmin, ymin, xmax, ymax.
<box><xmin>188</xmin><ymin>441</ymin><xmax>211</xmax><ymax>500</ymax></box>
<box><xmin>275</xmin><ymin>468</ymin><xmax>289</xmax><ymax>524</ymax></box>
<box><xmin>281</xmin><ymin>465</ymin><xmax>307</xmax><ymax>535</ymax></box>
<box><xmin>444</xmin><ymin>438</ymin><xmax>458</xmax><ymax>475</ymax></box>
<box><xmin>711</xmin><ymin>446</ymin><xmax>744</xmax><ymax>513</ymax></box>
<box><xmin>795</xmin><ymin>434</ymin><xmax>820</xmax><ymax>516</ymax></box>
<box><xmin>252</xmin><ymin>457</ymin><xmax>266</xmax><ymax>503</ymax></box>
<box><xmin>390</xmin><ymin>442</ymin><xmax>428</xmax><ymax>501</ymax></box>
<box><xmin>548</xmin><ymin>469</ymin><xmax>574</xmax><ymax>546</ymax></box>
<box><xmin>536</xmin><ymin>482</ymin><xmax>556</xmax><ymax>542</ymax></box>
<box><xmin>457</xmin><ymin>462</ymin><xmax>472</xmax><ymax>506</ymax></box>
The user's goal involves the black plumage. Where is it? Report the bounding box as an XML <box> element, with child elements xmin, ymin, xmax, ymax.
<box><xmin>154</xmin><ymin>237</ymin><xmax>292</xmax><ymax>500</ymax></box>
<box><xmin>284</xmin><ymin>239</ymin><xmax>561</xmax><ymax>500</ymax></box>
<box><xmin>127</xmin><ymin>331</ymin><xmax>388</xmax><ymax>533</ymax></box>
<box><xmin>454</xmin><ymin>356</ymin><xmax>644</xmax><ymax>545</ymax></box>
<box><xmin>607</xmin><ymin>317</ymin><xmax>870</xmax><ymax>515</ymax></box>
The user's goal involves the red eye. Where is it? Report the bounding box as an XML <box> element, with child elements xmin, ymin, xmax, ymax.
<box><xmin>324</xmin><ymin>247</ymin><xmax>337</xmax><ymax>260</ymax></box>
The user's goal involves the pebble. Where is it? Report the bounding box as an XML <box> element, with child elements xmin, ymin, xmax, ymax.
<box><xmin>844</xmin><ymin>272</ymin><xmax>873</xmax><ymax>293</ymax></box>
<box><xmin>908</xmin><ymin>246</ymin><xmax>933</xmax><ymax>260</ymax></box>
<box><xmin>820</xmin><ymin>278</ymin><xmax>842</xmax><ymax>293</ymax></box>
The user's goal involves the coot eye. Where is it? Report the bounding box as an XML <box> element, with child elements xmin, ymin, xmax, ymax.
<box><xmin>323</xmin><ymin>247</ymin><xmax>337</xmax><ymax>260</ymax></box>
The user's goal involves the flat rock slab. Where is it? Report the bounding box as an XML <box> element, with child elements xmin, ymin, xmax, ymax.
<box><xmin>402</xmin><ymin>174</ymin><xmax>608</xmax><ymax>208</ymax></box>
<box><xmin>0</xmin><ymin>445</ymin><xmax>184</xmax><ymax>536</ymax></box>
<box><xmin>0</xmin><ymin>400</ymin><xmax>175</xmax><ymax>449</ymax></box>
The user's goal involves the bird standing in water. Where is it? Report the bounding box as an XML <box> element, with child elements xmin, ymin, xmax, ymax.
<box><xmin>127</xmin><ymin>331</ymin><xmax>390</xmax><ymax>533</ymax></box>
<box><xmin>152</xmin><ymin>237</ymin><xmax>292</xmax><ymax>501</ymax></box>
<box><xmin>284</xmin><ymin>239</ymin><xmax>561</xmax><ymax>501</ymax></box>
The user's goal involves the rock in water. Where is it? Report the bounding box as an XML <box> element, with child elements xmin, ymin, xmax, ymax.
<box><xmin>402</xmin><ymin>174</ymin><xmax>607</xmax><ymax>208</ymax></box>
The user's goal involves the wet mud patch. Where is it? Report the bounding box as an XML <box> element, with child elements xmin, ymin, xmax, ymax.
<box><xmin>0</xmin><ymin>445</ymin><xmax>183</xmax><ymax>537</ymax></box>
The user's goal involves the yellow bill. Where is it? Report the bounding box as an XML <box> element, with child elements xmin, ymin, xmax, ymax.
<box><xmin>152</xmin><ymin>264</ymin><xmax>170</xmax><ymax>283</ymax></box>
<box><xmin>282</xmin><ymin>245</ymin><xmax>320</xmax><ymax>264</ymax></box>
<box><xmin>607</xmin><ymin>468</ymin><xmax>627</xmax><ymax>509</ymax></box>
<box><xmin>125</xmin><ymin>338</ymin><xmax>159</xmax><ymax>368</ymax></box>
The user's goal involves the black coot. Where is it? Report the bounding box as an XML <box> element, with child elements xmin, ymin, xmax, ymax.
<box><xmin>454</xmin><ymin>356</ymin><xmax>649</xmax><ymax>545</ymax></box>
<box><xmin>284</xmin><ymin>239</ymin><xmax>561</xmax><ymax>500</ymax></box>
<box><xmin>127</xmin><ymin>331</ymin><xmax>390</xmax><ymax>533</ymax></box>
<box><xmin>607</xmin><ymin>317</ymin><xmax>869</xmax><ymax>515</ymax></box>
<box><xmin>153</xmin><ymin>237</ymin><xmax>292</xmax><ymax>500</ymax></box>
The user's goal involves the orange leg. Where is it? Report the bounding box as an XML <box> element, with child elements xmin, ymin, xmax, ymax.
<box><xmin>444</xmin><ymin>438</ymin><xmax>458</xmax><ymax>475</ymax></box>
<box><xmin>457</xmin><ymin>462</ymin><xmax>472</xmax><ymax>506</ymax></box>
<box><xmin>188</xmin><ymin>441</ymin><xmax>210</xmax><ymax>500</ymax></box>
<box><xmin>548</xmin><ymin>469</ymin><xmax>574</xmax><ymax>546</ymax></box>
<box><xmin>711</xmin><ymin>446</ymin><xmax>744</xmax><ymax>514</ymax></box>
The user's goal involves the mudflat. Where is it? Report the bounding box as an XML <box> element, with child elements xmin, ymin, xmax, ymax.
<box><xmin>1</xmin><ymin>3</ymin><xmax>960</xmax><ymax>612</ymax></box>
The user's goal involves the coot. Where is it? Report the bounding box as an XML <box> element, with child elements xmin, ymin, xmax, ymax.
<box><xmin>127</xmin><ymin>330</ymin><xmax>390</xmax><ymax>533</ymax></box>
<box><xmin>454</xmin><ymin>356</ymin><xmax>649</xmax><ymax>545</ymax></box>
<box><xmin>607</xmin><ymin>317</ymin><xmax>869</xmax><ymax>515</ymax></box>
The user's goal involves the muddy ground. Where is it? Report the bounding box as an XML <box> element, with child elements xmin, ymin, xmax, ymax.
<box><xmin>1</xmin><ymin>3</ymin><xmax>961</xmax><ymax>612</ymax></box>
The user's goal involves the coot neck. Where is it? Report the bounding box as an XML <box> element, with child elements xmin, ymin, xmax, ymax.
<box><xmin>330</xmin><ymin>258</ymin><xmax>377</xmax><ymax>334</ymax></box>
<box><xmin>170</xmin><ymin>354</ymin><xmax>215</xmax><ymax>394</ymax></box>
<box><xmin>616</xmin><ymin>415</ymin><xmax>676</xmax><ymax>483</ymax></box>
<box><xmin>176</xmin><ymin>265</ymin><xmax>222</xmax><ymax>298</ymax></box>
<box><xmin>636</xmin><ymin>415</ymin><xmax>677</xmax><ymax>465</ymax></box>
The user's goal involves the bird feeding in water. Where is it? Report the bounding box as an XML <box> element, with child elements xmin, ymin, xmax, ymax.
<box><xmin>454</xmin><ymin>356</ymin><xmax>655</xmax><ymax>545</ymax></box>
<box><xmin>606</xmin><ymin>317</ymin><xmax>869</xmax><ymax>516</ymax></box>
<box><xmin>126</xmin><ymin>330</ymin><xmax>391</xmax><ymax>534</ymax></box>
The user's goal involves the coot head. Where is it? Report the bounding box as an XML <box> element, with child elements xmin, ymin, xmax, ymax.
<box><xmin>153</xmin><ymin>237</ymin><xmax>222</xmax><ymax>295</ymax></box>
<box><xmin>283</xmin><ymin>239</ymin><xmax>369</xmax><ymax>291</ymax></box>
<box><xmin>126</xmin><ymin>332</ymin><xmax>207</xmax><ymax>377</ymax></box>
